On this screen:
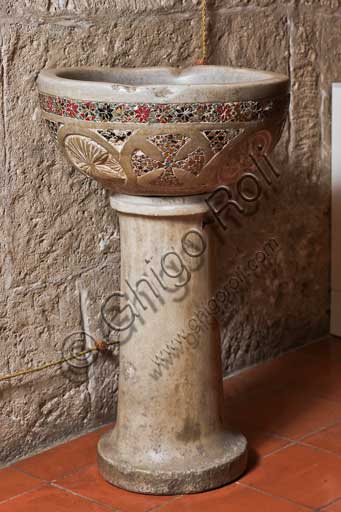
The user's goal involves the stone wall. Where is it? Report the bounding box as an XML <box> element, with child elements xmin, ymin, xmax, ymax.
<box><xmin>0</xmin><ymin>0</ymin><xmax>333</xmax><ymax>465</ymax></box>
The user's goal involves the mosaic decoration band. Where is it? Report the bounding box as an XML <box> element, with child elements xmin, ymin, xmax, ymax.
<box><xmin>39</xmin><ymin>93</ymin><xmax>289</xmax><ymax>124</ymax></box>
<box><xmin>44</xmin><ymin>119</ymin><xmax>284</xmax><ymax>192</ymax></box>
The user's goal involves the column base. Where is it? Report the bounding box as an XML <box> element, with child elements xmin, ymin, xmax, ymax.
<box><xmin>97</xmin><ymin>430</ymin><xmax>248</xmax><ymax>495</ymax></box>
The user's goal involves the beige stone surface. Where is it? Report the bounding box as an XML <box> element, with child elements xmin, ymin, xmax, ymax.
<box><xmin>0</xmin><ymin>1</ymin><xmax>332</xmax><ymax>466</ymax></box>
<box><xmin>98</xmin><ymin>195</ymin><xmax>247</xmax><ymax>493</ymax></box>
<box><xmin>37</xmin><ymin>66</ymin><xmax>288</xmax><ymax>196</ymax></box>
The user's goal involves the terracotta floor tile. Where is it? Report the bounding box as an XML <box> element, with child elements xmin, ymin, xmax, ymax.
<box><xmin>223</xmin><ymin>418</ymin><xmax>291</xmax><ymax>470</ymax></box>
<box><xmin>246</xmin><ymin>427</ymin><xmax>289</xmax><ymax>455</ymax></box>
<box><xmin>0</xmin><ymin>485</ymin><xmax>110</xmax><ymax>512</ymax></box>
<box><xmin>286</xmin><ymin>340</ymin><xmax>341</xmax><ymax>402</ymax></box>
<box><xmin>56</xmin><ymin>464</ymin><xmax>173</xmax><ymax>512</ymax></box>
<box><xmin>226</xmin><ymin>385</ymin><xmax>341</xmax><ymax>439</ymax></box>
<box><xmin>223</xmin><ymin>352</ymin><xmax>299</xmax><ymax>400</ymax></box>
<box><xmin>0</xmin><ymin>467</ymin><xmax>41</xmax><ymax>503</ymax></box>
<box><xmin>289</xmin><ymin>339</ymin><xmax>341</xmax><ymax>385</ymax></box>
<box><xmin>303</xmin><ymin>423</ymin><xmax>341</xmax><ymax>455</ymax></box>
<box><xmin>158</xmin><ymin>484</ymin><xmax>310</xmax><ymax>512</ymax></box>
<box><xmin>224</xmin><ymin>338</ymin><xmax>341</xmax><ymax>404</ymax></box>
<box><xmin>323</xmin><ymin>499</ymin><xmax>341</xmax><ymax>511</ymax></box>
<box><xmin>242</xmin><ymin>428</ymin><xmax>291</xmax><ymax>469</ymax></box>
<box><xmin>242</xmin><ymin>444</ymin><xmax>341</xmax><ymax>508</ymax></box>
<box><xmin>2</xmin><ymin>337</ymin><xmax>340</xmax><ymax>512</ymax></box>
<box><xmin>300</xmin><ymin>338</ymin><xmax>341</xmax><ymax>362</ymax></box>
<box><xmin>299</xmin><ymin>375</ymin><xmax>341</xmax><ymax>403</ymax></box>
<box><xmin>14</xmin><ymin>425</ymin><xmax>111</xmax><ymax>481</ymax></box>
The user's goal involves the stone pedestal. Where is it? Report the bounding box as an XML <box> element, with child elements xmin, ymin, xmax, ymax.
<box><xmin>97</xmin><ymin>194</ymin><xmax>247</xmax><ymax>495</ymax></box>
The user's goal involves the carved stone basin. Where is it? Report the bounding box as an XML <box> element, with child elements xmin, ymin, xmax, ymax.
<box><xmin>37</xmin><ymin>65</ymin><xmax>290</xmax><ymax>496</ymax></box>
<box><xmin>38</xmin><ymin>66</ymin><xmax>289</xmax><ymax>196</ymax></box>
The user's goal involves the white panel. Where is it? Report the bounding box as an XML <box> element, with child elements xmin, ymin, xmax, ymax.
<box><xmin>331</xmin><ymin>84</ymin><xmax>341</xmax><ymax>335</ymax></box>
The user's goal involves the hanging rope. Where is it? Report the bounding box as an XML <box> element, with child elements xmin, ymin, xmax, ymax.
<box><xmin>196</xmin><ymin>0</ymin><xmax>207</xmax><ymax>65</ymax></box>
<box><xmin>0</xmin><ymin>338</ymin><xmax>116</xmax><ymax>383</ymax></box>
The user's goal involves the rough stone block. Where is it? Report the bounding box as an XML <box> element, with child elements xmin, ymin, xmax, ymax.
<box><xmin>208</xmin><ymin>7</ymin><xmax>289</xmax><ymax>73</ymax></box>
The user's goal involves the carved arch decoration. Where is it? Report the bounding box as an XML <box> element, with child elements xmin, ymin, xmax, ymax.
<box><xmin>47</xmin><ymin>118</ymin><xmax>282</xmax><ymax>194</ymax></box>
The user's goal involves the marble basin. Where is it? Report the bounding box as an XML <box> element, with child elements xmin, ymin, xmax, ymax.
<box><xmin>38</xmin><ymin>66</ymin><xmax>289</xmax><ymax>196</ymax></box>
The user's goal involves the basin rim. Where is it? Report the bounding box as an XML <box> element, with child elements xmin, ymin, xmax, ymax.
<box><xmin>38</xmin><ymin>65</ymin><xmax>289</xmax><ymax>104</ymax></box>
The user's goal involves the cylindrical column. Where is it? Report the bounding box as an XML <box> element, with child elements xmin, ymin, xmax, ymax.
<box><xmin>98</xmin><ymin>194</ymin><xmax>247</xmax><ymax>494</ymax></box>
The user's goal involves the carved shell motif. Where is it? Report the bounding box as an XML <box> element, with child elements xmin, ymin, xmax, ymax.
<box><xmin>64</xmin><ymin>135</ymin><xmax>126</xmax><ymax>185</ymax></box>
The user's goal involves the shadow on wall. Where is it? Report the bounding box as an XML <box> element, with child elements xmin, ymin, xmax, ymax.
<box><xmin>212</xmin><ymin>152</ymin><xmax>329</xmax><ymax>374</ymax></box>
<box><xmin>222</xmin><ymin>337</ymin><xmax>339</xmax><ymax>471</ymax></box>
<box><xmin>95</xmin><ymin>150</ymin><xmax>329</xmax><ymax>381</ymax></box>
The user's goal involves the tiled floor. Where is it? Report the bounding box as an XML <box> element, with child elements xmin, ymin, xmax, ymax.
<box><xmin>1</xmin><ymin>335</ymin><xmax>341</xmax><ymax>511</ymax></box>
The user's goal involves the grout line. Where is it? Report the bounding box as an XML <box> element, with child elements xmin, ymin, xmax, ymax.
<box><xmin>319</xmin><ymin>497</ymin><xmax>341</xmax><ymax>510</ymax></box>
<box><xmin>0</xmin><ymin>33</ymin><xmax>8</xmax><ymax>178</ymax></box>
<box><xmin>6</xmin><ymin>466</ymin><xmax>45</xmax><ymax>481</ymax></box>
<box><xmin>147</xmin><ymin>495</ymin><xmax>184</xmax><ymax>511</ymax></box>
<box><xmin>250</xmin><ymin>430</ymin><xmax>295</xmax><ymax>443</ymax></box>
<box><xmin>0</xmin><ymin>483</ymin><xmax>46</xmax><ymax>507</ymax></box>
<box><xmin>297</xmin><ymin>420</ymin><xmax>341</xmax><ymax>442</ymax></box>
<box><xmin>10</xmin><ymin>466</ymin><xmax>50</xmax><ymax>484</ymax></box>
<box><xmin>78</xmin><ymin>285</ymin><xmax>97</xmax><ymax>418</ymax></box>
<box><xmin>237</xmin><ymin>481</ymin><xmax>314</xmax><ymax>510</ymax></box>
<box><xmin>0</xmin><ymin>13</ymin><xmax>190</xmax><ymax>27</ymax></box>
<box><xmin>2</xmin><ymin>422</ymin><xmax>113</xmax><ymax>470</ymax></box>
<box><xmin>9</xmin><ymin>259</ymin><xmax>112</xmax><ymax>296</ymax></box>
<box><xmin>286</xmin><ymin>3</ymin><xmax>293</xmax><ymax>160</ymax></box>
<box><xmin>260</xmin><ymin>418</ymin><xmax>341</xmax><ymax>444</ymax></box>
<box><xmin>316</xmin><ymin>11</ymin><xmax>324</xmax><ymax>179</ymax></box>
<box><xmin>0</xmin><ymin>5</ymin><xmax>284</xmax><ymax>27</ymax></box>
<box><xmin>245</xmin><ymin>421</ymin><xmax>341</xmax><ymax>461</ymax></box>
<box><xmin>50</xmin><ymin>482</ymin><xmax>119</xmax><ymax>511</ymax></box>
<box><xmin>262</xmin><ymin>440</ymin><xmax>297</xmax><ymax>459</ymax></box>
<box><xmin>13</xmin><ymin>461</ymin><xmax>98</xmax><ymax>485</ymax></box>
<box><xmin>296</xmin><ymin>440</ymin><xmax>341</xmax><ymax>458</ymax></box>
<box><xmin>50</xmin><ymin>462</ymin><xmax>98</xmax><ymax>483</ymax></box>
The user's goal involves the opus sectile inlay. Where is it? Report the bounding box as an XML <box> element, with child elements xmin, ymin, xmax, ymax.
<box><xmin>38</xmin><ymin>66</ymin><xmax>289</xmax><ymax>198</ymax></box>
<box><xmin>39</xmin><ymin>93</ymin><xmax>289</xmax><ymax>124</ymax></box>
